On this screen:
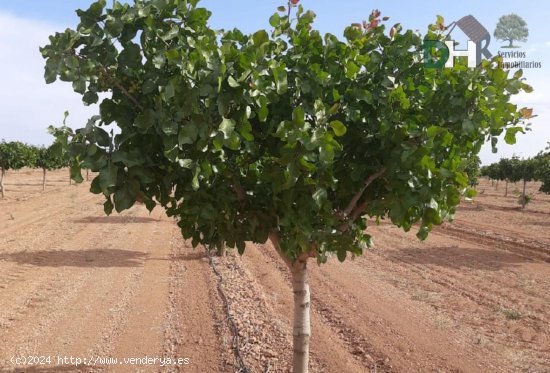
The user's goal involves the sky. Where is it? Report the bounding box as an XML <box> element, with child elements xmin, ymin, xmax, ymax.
<box><xmin>0</xmin><ymin>0</ymin><xmax>548</xmax><ymax>165</ymax></box>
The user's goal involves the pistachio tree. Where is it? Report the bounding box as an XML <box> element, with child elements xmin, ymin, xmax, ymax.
<box><xmin>42</xmin><ymin>0</ymin><xmax>532</xmax><ymax>371</ymax></box>
<box><xmin>535</xmin><ymin>149</ymin><xmax>550</xmax><ymax>195</ymax></box>
<box><xmin>498</xmin><ymin>157</ymin><xmax>514</xmax><ymax>196</ymax></box>
<box><xmin>0</xmin><ymin>141</ymin><xmax>37</xmax><ymax>198</ymax></box>
<box><xmin>32</xmin><ymin>145</ymin><xmax>67</xmax><ymax>190</ymax></box>
<box><xmin>506</xmin><ymin>157</ymin><xmax>536</xmax><ymax>208</ymax></box>
<box><xmin>462</xmin><ymin>154</ymin><xmax>481</xmax><ymax>187</ymax></box>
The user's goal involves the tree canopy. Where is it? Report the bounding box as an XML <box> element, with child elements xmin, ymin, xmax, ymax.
<box><xmin>42</xmin><ymin>0</ymin><xmax>532</xmax><ymax>260</ymax></box>
<box><xmin>33</xmin><ymin>145</ymin><xmax>67</xmax><ymax>171</ymax></box>
<box><xmin>535</xmin><ymin>153</ymin><xmax>550</xmax><ymax>194</ymax></box>
<box><xmin>0</xmin><ymin>140</ymin><xmax>37</xmax><ymax>171</ymax></box>
<box><xmin>0</xmin><ymin>140</ymin><xmax>38</xmax><ymax>198</ymax></box>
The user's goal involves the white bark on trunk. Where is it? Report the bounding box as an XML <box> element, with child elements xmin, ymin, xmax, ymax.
<box><xmin>522</xmin><ymin>180</ymin><xmax>527</xmax><ymax>209</ymax></box>
<box><xmin>290</xmin><ymin>259</ymin><xmax>311</xmax><ymax>373</ymax></box>
<box><xmin>42</xmin><ymin>168</ymin><xmax>47</xmax><ymax>191</ymax></box>
<box><xmin>217</xmin><ymin>242</ymin><xmax>226</xmax><ymax>257</ymax></box>
<box><xmin>0</xmin><ymin>168</ymin><xmax>5</xmax><ymax>198</ymax></box>
<box><xmin>269</xmin><ymin>231</ymin><xmax>311</xmax><ymax>373</ymax></box>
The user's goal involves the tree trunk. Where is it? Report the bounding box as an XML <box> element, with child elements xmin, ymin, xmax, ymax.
<box><xmin>508</xmin><ymin>39</ymin><xmax>513</xmax><ymax>47</ymax></box>
<box><xmin>269</xmin><ymin>232</ymin><xmax>311</xmax><ymax>373</ymax></box>
<box><xmin>522</xmin><ymin>179</ymin><xmax>527</xmax><ymax>209</ymax></box>
<box><xmin>0</xmin><ymin>168</ymin><xmax>5</xmax><ymax>198</ymax></box>
<box><xmin>290</xmin><ymin>258</ymin><xmax>311</xmax><ymax>373</ymax></box>
<box><xmin>505</xmin><ymin>180</ymin><xmax>508</xmax><ymax>197</ymax></box>
<box><xmin>42</xmin><ymin>168</ymin><xmax>47</xmax><ymax>191</ymax></box>
<box><xmin>495</xmin><ymin>180</ymin><xmax>498</xmax><ymax>190</ymax></box>
<box><xmin>86</xmin><ymin>169</ymin><xmax>89</xmax><ymax>181</ymax></box>
<box><xmin>216</xmin><ymin>242</ymin><xmax>226</xmax><ymax>257</ymax></box>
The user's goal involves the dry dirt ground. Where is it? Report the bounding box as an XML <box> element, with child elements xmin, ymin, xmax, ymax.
<box><xmin>0</xmin><ymin>169</ymin><xmax>548</xmax><ymax>373</ymax></box>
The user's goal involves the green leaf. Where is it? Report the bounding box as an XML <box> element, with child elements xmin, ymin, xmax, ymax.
<box><xmin>178</xmin><ymin>159</ymin><xmax>193</xmax><ymax>169</ymax></box>
<box><xmin>99</xmin><ymin>163</ymin><xmax>118</xmax><ymax>193</ymax></box>
<box><xmin>112</xmin><ymin>149</ymin><xmax>144</xmax><ymax>167</ymax></box>
<box><xmin>345</xmin><ymin>61</ymin><xmax>360</xmax><ymax>79</ymax></box>
<box><xmin>504</xmin><ymin>131</ymin><xmax>516</xmax><ymax>145</ymax></box>
<box><xmin>337</xmin><ymin>249</ymin><xmax>347</xmax><ymax>262</ymax></box>
<box><xmin>70</xmin><ymin>164</ymin><xmax>84</xmax><ymax>183</ymax></box>
<box><xmin>258</xmin><ymin>96</ymin><xmax>268</xmax><ymax>122</ymax></box>
<box><xmin>252</xmin><ymin>30</ymin><xmax>269</xmax><ymax>46</ymax></box>
<box><xmin>82</xmin><ymin>91</ymin><xmax>99</xmax><ymax>105</ymax></box>
<box><xmin>220</xmin><ymin>118</ymin><xmax>235</xmax><ymax>139</ymax></box>
<box><xmin>416</xmin><ymin>225</ymin><xmax>430</xmax><ymax>240</ymax></box>
<box><xmin>165</xmin><ymin>48</ymin><xmax>180</xmax><ymax>61</ymax></box>
<box><xmin>504</xmin><ymin>127</ymin><xmax>524</xmax><ymax>145</ymax></box>
<box><xmin>272</xmin><ymin>64</ymin><xmax>288</xmax><ymax>94</ymax></box>
<box><xmin>142</xmin><ymin>79</ymin><xmax>157</xmax><ymax>94</ymax></box>
<box><xmin>104</xmin><ymin>198</ymin><xmax>114</xmax><ymax>215</ymax></box>
<box><xmin>134</xmin><ymin>109</ymin><xmax>156</xmax><ymax>131</ymax></box>
<box><xmin>118</xmin><ymin>42</ymin><xmax>141</xmax><ymax>69</ymax></box>
<box><xmin>105</xmin><ymin>17</ymin><xmax>123</xmax><ymax>37</ymax></box>
<box><xmin>72</xmin><ymin>79</ymin><xmax>86</xmax><ymax>94</ymax></box>
<box><xmin>506</xmin><ymin>79</ymin><xmax>521</xmax><ymax>94</ymax></box>
<box><xmin>161</xmin><ymin>120</ymin><xmax>178</xmax><ymax>135</ymax></box>
<box><xmin>292</xmin><ymin>107</ymin><xmax>305</xmax><ymax>127</ymax></box>
<box><xmin>90</xmin><ymin>176</ymin><xmax>102</xmax><ymax>194</ymax></box>
<box><xmin>312</xmin><ymin>188</ymin><xmax>327</xmax><ymax>209</ymax></box>
<box><xmin>113</xmin><ymin>180</ymin><xmax>139</xmax><ymax>213</ymax></box>
<box><xmin>164</xmin><ymin>82</ymin><xmax>175</xmax><ymax>100</ymax></box>
<box><xmin>192</xmin><ymin>166</ymin><xmax>200</xmax><ymax>191</ymax></box>
<box><xmin>269</xmin><ymin>13</ymin><xmax>281</xmax><ymax>27</ymax></box>
<box><xmin>522</xmin><ymin>83</ymin><xmax>533</xmax><ymax>93</ymax></box>
<box><xmin>228</xmin><ymin>76</ymin><xmax>240</xmax><ymax>88</ymax></box>
<box><xmin>329</xmin><ymin>120</ymin><xmax>347</xmax><ymax>137</ymax></box>
<box><xmin>178</xmin><ymin>122</ymin><xmax>198</xmax><ymax>145</ymax></box>
<box><xmin>465</xmin><ymin>188</ymin><xmax>477</xmax><ymax>199</ymax></box>
<box><xmin>462</xmin><ymin>119</ymin><xmax>475</xmax><ymax>134</ymax></box>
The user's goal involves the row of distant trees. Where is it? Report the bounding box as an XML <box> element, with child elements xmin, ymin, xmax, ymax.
<box><xmin>481</xmin><ymin>152</ymin><xmax>550</xmax><ymax>208</ymax></box>
<box><xmin>0</xmin><ymin>140</ymin><xmax>73</xmax><ymax>198</ymax></box>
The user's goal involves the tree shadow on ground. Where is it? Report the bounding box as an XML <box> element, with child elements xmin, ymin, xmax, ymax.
<box><xmin>0</xmin><ymin>249</ymin><xmax>146</xmax><ymax>268</ymax></box>
<box><xmin>476</xmin><ymin>202</ymin><xmax>550</xmax><ymax>216</ymax></box>
<box><xmin>386</xmin><ymin>246</ymin><xmax>533</xmax><ymax>271</ymax></box>
<box><xmin>74</xmin><ymin>216</ymin><xmax>159</xmax><ymax>224</ymax></box>
<box><xmin>173</xmin><ymin>249</ymin><xmax>207</xmax><ymax>262</ymax></box>
<box><xmin>522</xmin><ymin>219</ymin><xmax>550</xmax><ymax>227</ymax></box>
<box><xmin>9</xmin><ymin>183</ymin><xmax>46</xmax><ymax>187</ymax></box>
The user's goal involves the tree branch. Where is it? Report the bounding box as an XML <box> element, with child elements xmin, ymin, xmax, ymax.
<box><xmin>233</xmin><ymin>184</ymin><xmax>246</xmax><ymax>202</ymax></box>
<box><xmin>68</xmin><ymin>51</ymin><xmax>145</xmax><ymax>111</ymax></box>
<box><xmin>269</xmin><ymin>230</ymin><xmax>292</xmax><ymax>268</ymax></box>
<box><xmin>99</xmin><ymin>66</ymin><xmax>144</xmax><ymax>111</ymax></box>
<box><xmin>349</xmin><ymin>199</ymin><xmax>369</xmax><ymax>222</ymax></box>
<box><xmin>269</xmin><ymin>230</ymin><xmax>316</xmax><ymax>268</ymax></box>
<box><xmin>338</xmin><ymin>198</ymin><xmax>369</xmax><ymax>234</ymax></box>
<box><xmin>342</xmin><ymin>167</ymin><xmax>386</xmax><ymax>217</ymax></box>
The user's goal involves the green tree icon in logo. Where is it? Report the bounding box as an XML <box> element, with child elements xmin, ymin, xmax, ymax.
<box><xmin>494</xmin><ymin>14</ymin><xmax>529</xmax><ymax>48</ymax></box>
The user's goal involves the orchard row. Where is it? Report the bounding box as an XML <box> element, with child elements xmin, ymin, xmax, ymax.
<box><xmin>481</xmin><ymin>152</ymin><xmax>550</xmax><ymax>208</ymax></box>
<box><xmin>0</xmin><ymin>140</ymin><xmax>72</xmax><ymax>198</ymax></box>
